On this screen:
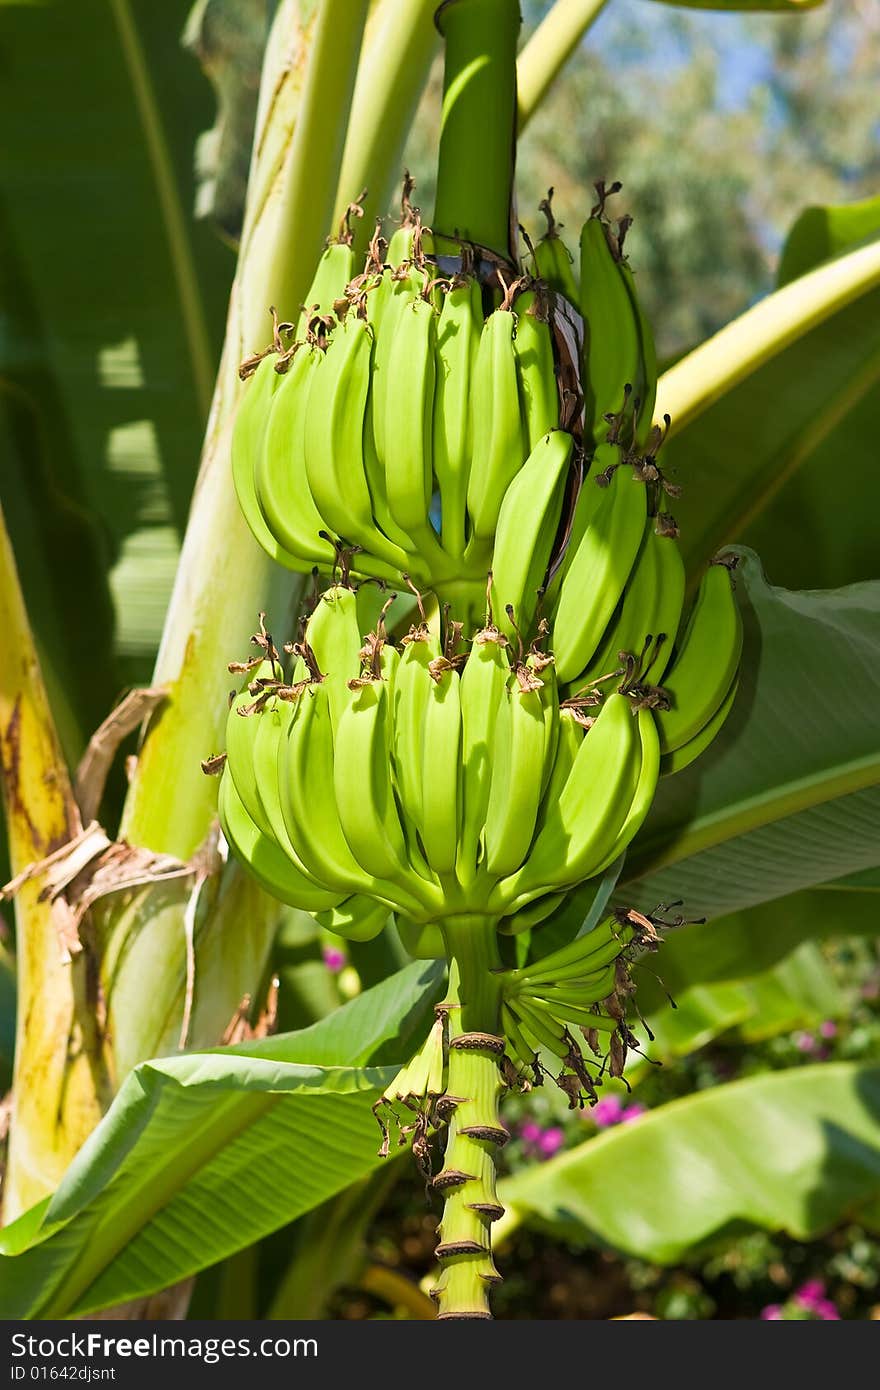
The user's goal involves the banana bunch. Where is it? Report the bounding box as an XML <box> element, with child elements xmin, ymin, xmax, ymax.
<box><xmin>499</xmin><ymin>909</ymin><xmax>648</xmax><ymax>1103</ymax></box>
<box><xmin>217</xmin><ymin>584</ymin><xmax>670</xmax><ymax>932</ymax></box>
<box><xmin>231</xmin><ymin>189</ymin><xmax>569</xmax><ymax>608</ymax></box>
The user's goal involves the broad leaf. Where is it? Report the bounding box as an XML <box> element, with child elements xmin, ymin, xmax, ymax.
<box><xmin>658</xmin><ymin>210</ymin><xmax>880</xmax><ymax>583</ymax></box>
<box><xmin>743</xmin><ymin>195</ymin><xmax>880</xmax><ymax>590</ymax></box>
<box><xmin>500</xmin><ymin>1063</ymin><xmax>880</xmax><ymax>1263</ymax></box>
<box><xmin>0</xmin><ymin>0</ymin><xmax>231</xmax><ymax>740</ymax></box>
<box><xmin>0</xmin><ymin>960</ymin><xmax>442</xmax><ymax>1318</ymax></box>
<box><xmin>637</xmin><ymin>940</ymin><xmax>844</xmax><ymax>1065</ymax></box>
<box><xmin>622</xmin><ymin>550</ymin><xmax>880</xmax><ymax>919</ymax></box>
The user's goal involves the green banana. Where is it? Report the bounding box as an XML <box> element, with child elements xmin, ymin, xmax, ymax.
<box><xmin>392</xmin><ymin>623</ymin><xmax>442</xmax><ymax>839</ymax></box>
<box><xmin>588</xmin><ymin>704</ymin><xmax>661</xmax><ymax>878</ymax></box>
<box><xmin>303</xmin><ymin>313</ymin><xmax>407</xmax><ymax>577</ymax></box>
<box><xmin>530</xmin><ymin>189</ymin><xmax>579</xmax><ymax>303</ymax></box>
<box><xmin>549</xmin><ymin>447</ymin><xmax>647</xmax><ymax>684</ymax></box>
<box><xmin>465</xmin><ymin>302</ymin><xmax>529</xmax><ymax>542</ymax></box>
<box><xmin>456</xmin><ymin>623</ymin><xmax>511</xmax><ymax>887</ymax></box>
<box><xmin>660</xmin><ymin>673</ymin><xmax>739</xmax><ymax>777</ymax></box>
<box><xmin>231</xmin><ymin>352</ymin><xmax>309</xmax><ymax>571</ymax></box>
<box><xmin>490</xmin><ymin>428</ymin><xmax>573</xmax><ymax>644</ymax></box>
<box><xmin>315</xmin><ymin>895</ymin><xmax>389</xmax><ymax>943</ymax></box>
<box><xmin>579</xmin><ymin>207</ymin><xmax>640</xmax><ymax>445</ymax></box>
<box><xmin>484</xmin><ymin>665</ymin><xmax>546</xmax><ymax>880</ymax></box>
<box><xmin>333</xmin><ymin>676</ymin><xmax>438</xmax><ymax>912</ymax></box>
<box><xmin>277</xmin><ymin>681</ymin><xmax>369</xmax><ymax>899</ymax></box>
<box><xmin>395</xmin><ymin>916</ymin><xmax>446</xmax><ymax>959</ymax></box>
<box><xmin>218</xmin><ymin>768</ymin><xmax>340</xmax><ymax>913</ymax></box>
<box><xmin>494</xmin><ymin>691</ymin><xmax>642</xmax><ymax>909</ymax></box>
<box><xmin>619</xmin><ymin>255</ymin><xmax>658</xmax><ymax>448</ymax></box>
<box><xmin>513</xmin><ymin>284</ymin><xmax>559</xmax><ymax>450</ymax></box>
<box><xmin>302</xmin><ymin>584</ymin><xmax>363</xmax><ymax>730</ymax></box>
<box><xmin>655</xmin><ymin>559</ymin><xmax>742</xmax><ymax>752</ymax></box>
<box><xmin>579</xmin><ymin>515</ymin><xmax>685</xmax><ymax>689</ymax></box>
<box><xmin>295</xmin><ymin>237</ymin><xmax>354</xmax><ymax>338</ymax></box>
<box><xmin>381</xmin><ymin>292</ymin><xmax>447</xmax><ymax>568</ymax></box>
<box><xmin>254</xmin><ymin>343</ymin><xmax>334</xmax><ymax>568</ymax></box>
<box><xmin>419</xmin><ymin>658</ymin><xmax>463</xmax><ymax>877</ymax></box>
<box><xmin>433</xmin><ymin>271</ymin><xmax>483</xmax><ymax>557</ymax></box>
<box><xmin>224</xmin><ymin>660</ymin><xmax>280</xmax><ymax>840</ymax></box>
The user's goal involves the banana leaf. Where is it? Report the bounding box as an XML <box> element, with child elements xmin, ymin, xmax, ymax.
<box><xmin>0</xmin><ymin>0</ymin><xmax>232</xmax><ymax>746</ymax></box>
<box><xmin>660</xmin><ymin>197</ymin><xmax>880</xmax><ymax>587</ymax></box>
<box><xmin>0</xmin><ymin>959</ymin><xmax>442</xmax><ymax>1318</ymax></box>
<box><xmin>622</xmin><ymin>550</ymin><xmax>880</xmax><ymax>919</ymax></box>
<box><xmin>499</xmin><ymin>1062</ymin><xmax>880</xmax><ymax>1262</ymax></box>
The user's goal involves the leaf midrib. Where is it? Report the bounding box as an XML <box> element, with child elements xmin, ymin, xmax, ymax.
<box><xmin>624</xmin><ymin>749</ymin><xmax>880</xmax><ymax>884</ymax></box>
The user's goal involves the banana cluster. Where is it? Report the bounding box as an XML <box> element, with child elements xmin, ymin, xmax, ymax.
<box><xmin>218</xmin><ymin>550</ymin><xmax>741</xmax><ymax>945</ymax></box>
<box><xmin>231</xmin><ymin>194</ymin><xmax>565</xmax><ymax>603</ymax></box>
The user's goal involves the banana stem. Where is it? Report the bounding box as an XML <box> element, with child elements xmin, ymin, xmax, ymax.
<box><xmin>433</xmin><ymin>915</ymin><xmax>505</xmax><ymax>1320</ymax></box>
<box><xmin>433</xmin><ymin>0</ymin><xmax>520</xmax><ymax>258</ymax></box>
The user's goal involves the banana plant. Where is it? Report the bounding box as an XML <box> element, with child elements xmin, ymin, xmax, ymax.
<box><xmin>1</xmin><ymin>0</ymin><xmax>879</xmax><ymax>1321</ymax></box>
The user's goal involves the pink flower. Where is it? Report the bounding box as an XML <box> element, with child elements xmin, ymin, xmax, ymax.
<box><xmin>519</xmin><ymin>1121</ymin><xmax>564</xmax><ymax>1159</ymax></box>
<box><xmin>760</xmin><ymin>1305</ymin><xmax>783</xmax><ymax>1320</ymax></box>
<box><xmin>794</xmin><ymin>1031</ymin><xmax>820</xmax><ymax>1055</ymax></box>
<box><xmin>591</xmin><ymin>1096</ymin><xmax>625</xmax><ymax>1128</ymax></box>
<box><xmin>819</xmin><ymin>1020</ymin><xmax>838</xmax><ymax>1040</ymax></box>
<box><xmin>538</xmin><ymin>1126</ymin><xmax>564</xmax><ymax>1157</ymax></box>
<box><xmin>621</xmin><ymin>1103</ymin><xmax>646</xmax><ymax>1124</ymax></box>
<box><xmin>794</xmin><ymin>1280</ymin><xmax>840</xmax><ymax>1320</ymax></box>
<box><xmin>322</xmin><ymin>946</ymin><xmax>347</xmax><ymax>973</ymax></box>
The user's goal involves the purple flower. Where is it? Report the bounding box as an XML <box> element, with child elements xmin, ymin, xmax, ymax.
<box><xmin>621</xmin><ymin>1103</ymin><xmax>646</xmax><ymax>1124</ymax></box>
<box><xmin>322</xmin><ymin>946</ymin><xmax>347</xmax><ymax>973</ymax></box>
<box><xmin>519</xmin><ymin>1121</ymin><xmax>564</xmax><ymax>1160</ymax></box>
<box><xmin>591</xmin><ymin>1096</ymin><xmax>625</xmax><ymax>1128</ymax></box>
<box><xmin>819</xmin><ymin>1020</ymin><xmax>838</xmax><ymax>1040</ymax></box>
<box><xmin>538</xmin><ymin>1126</ymin><xmax>564</xmax><ymax>1157</ymax></box>
<box><xmin>794</xmin><ymin>1280</ymin><xmax>840</xmax><ymax>1320</ymax></box>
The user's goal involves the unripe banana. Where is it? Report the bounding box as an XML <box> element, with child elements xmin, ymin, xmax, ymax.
<box><xmin>315</xmin><ymin>895</ymin><xmax>389</xmax><ymax>943</ymax></box>
<box><xmin>655</xmin><ymin>559</ymin><xmax>742</xmax><ymax>753</ymax></box>
<box><xmin>232</xmin><ymin>353</ymin><xmax>309</xmax><ymax>571</ymax></box>
<box><xmin>660</xmin><ymin>673</ymin><xmax>739</xmax><ymax>777</ymax></box>
<box><xmin>303</xmin><ymin>314</ymin><xmax>407</xmax><ymax>578</ymax></box>
<box><xmin>382</xmin><ymin>293</ymin><xmax>447</xmax><ymax>569</ymax></box>
<box><xmin>513</xmin><ymin>285</ymin><xmax>559</xmax><ymax>450</ymax></box>
<box><xmin>224</xmin><ymin>660</ymin><xmax>280</xmax><ymax>840</ymax></box>
<box><xmin>588</xmin><ymin>704</ymin><xmax>660</xmax><ymax>879</ymax></box>
<box><xmin>295</xmin><ymin>238</ymin><xmax>354</xmax><ymax>338</ymax></box>
<box><xmin>419</xmin><ymin>658</ymin><xmax>463</xmax><ymax>878</ymax></box>
<box><xmin>254</xmin><ymin>343</ymin><xmax>333</xmax><ymax>568</ymax></box>
<box><xmin>396</xmin><ymin>916</ymin><xmax>446</xmax><ymax>959</ymax></box>
<box><xmin>303</xmin><ymin>584</ymin><xmax>363</xmax><ymax>730</ymax></box>
<box><xmin>392</xmin><ymin>623</ymin><xmax>443</xmax><ymax>840</ymax></box>
<box><xmin>580</xmin><ymin>516</ymin><xmax>685</xmax><ymax>689</ymax></box>
<box><xmin>334</xmin><ymin>676</ymin><xmax>439</xmax><ymax>913</ymax></box>
<box><xmin>218</xmin><ymin>767</ymin><xmax>340</xmax><ymax>913</ymax></box>
<box><xmin>433</xmin><ymin>272</ymin><xmax>483</xmax><ymax>558</ymax></box>
<box><xmin>549</xmin><ymin>446</ymin><xmax>647</xmax><ymax>684</ymax></box>
<box><xmin>494</xmin><ymin>691</ymin><xmax>641</xmax><ymax>909</ymax></box>
<box><xmin>491</xmin><ymin>429</ymin><xmax>574</xmax><ymax>644</ymax></box>
<box><xmin>530</xmin><ymin>189</ymin><xmax>579</xmax><ymax>303</ymax></box>
<box><xmin>465</xmin><ymin>304</ymin><xmax>529</xmax><ymax>542</ymax></box>
<box><xmin>579</xmin><ymin>210</ymin><xmax>640</xmax><ymax>445</ymax></box>
<box><xmin>619</xmin><ymin>256</ymin><xmax>658</xmax><ymax>449</ymax></box>
<box><xmin>484</xmin><ymin>665</ymin><xmax>547</xmax><ymax>879</ymax></box>
<box><xmin>456</xmin><ymin>624</ymin><xmax>511</xmax><ymax>887</ymax></box>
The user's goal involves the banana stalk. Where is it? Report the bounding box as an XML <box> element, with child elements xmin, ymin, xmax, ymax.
<box><xmin>430</xmin><ymin>916</ymin><xmax>506</xmax><ymax>1320</ymax></box>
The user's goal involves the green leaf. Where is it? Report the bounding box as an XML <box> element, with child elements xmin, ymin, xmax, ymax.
<box><xmin>0</xmin><ymin>960</ymin><xmax>442</xmax><ymax>1318</ymax></box>
<box><xmin>0</xmin><ymin>0</ymin><xmax>232</xmax><ymax>737</ymax></box>
<box><xmin>778</xmin><ymin>194</ymin><xmax>880</xmax><ymax>288</ymax></box>
<box><xmin>500</xmin><ymin>1063</ymin><xmax>880</xmax><ymax>1263</ymax></box>
<box><xmin>622</xmin><ymin>550</ymin><xmax>880</xmax><ymax>919</ymax></box>
<box><xmin>658</xmin><ymin>224</ymin><xmax>880</xmax><ymax>583</ymax></box>
<box><xmin>638</xmin><ymin>941</ymin><xmax>844</xmax><ymax>1065</ymax></box>
<box><xmin>741</xmin><ymin>195</ymin><xmax>880</xmax><ymax>591</ymax></box>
